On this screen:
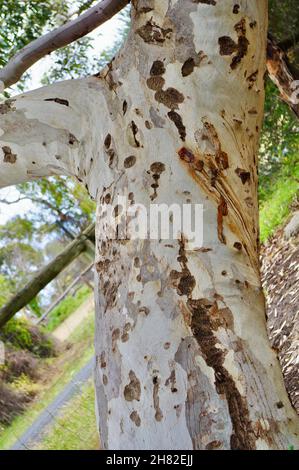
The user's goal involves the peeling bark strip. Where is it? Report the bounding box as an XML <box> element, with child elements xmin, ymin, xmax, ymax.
<box><xmin>188</xmin><ymin>299</ymin><xmax>256</xmax><ymax>450</ymax></box>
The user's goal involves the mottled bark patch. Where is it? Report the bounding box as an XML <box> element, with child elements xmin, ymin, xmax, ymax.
<box><xmin>150</xmin><ymin>60</ymin><xmax>166</xmax><ymax>76</ymax></box>
<box><xmin>188</xmin><ymin>298</ymin><xmax>256</xmax><ymax>449</ymax></box>
<box><xmin>124</xmin><ymin>371</ymin><xmax>141</xmax><ymax>402</ymax></box>
<box><xmin>147</xmin><ymin>76</ymin><xmax>165</xmax><ymax>91</ymax></box>
<box><xmin>218</xmin><ymin>18</ymin><xmax>249</xmax><ymax>69</ymax></box>
<box><xmin>136</xmin><ymin>19</ymin><xmax>172</xmax><ymax>44</ymax></box>
<box><xmin>130</xmin><ymin>410</ymin><xmax>141</xmax><ymax>427</ymax></box>
<box><xmin>155</xmin><ymin>88</ymin><xmax>184</xmax><ymax>110</ymax></box>
<box><xmin>124</xmin><ymin>155</ymin><xmax>137</xmax><ymax>168</ymax></box>
<box><xmin>181</xmin><ymin>52</ymin><xmax>207</xmax><ymax>77</ymax></box>
<box><xmin>2</xmin><ymin>146</ymin><xmax>17</xmax><ymax>163</ymax></box>
<box><xmin>169</xmin><ymin>236</ymin><xmax>196</xmax><ymax>297</ymax></box>
<box><xmin>0</xmin><ymin>99</ymin><xmax>16</xmax><ymax>114</ymax></box>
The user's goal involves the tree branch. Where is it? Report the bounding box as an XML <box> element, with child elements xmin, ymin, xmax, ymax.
<box><xmin>267</xmin><ymin>36</ymin><xmax>299</xmax><ymax>119</ymax></box>
<box><xmin>0</xmin><ymin>0</ymin><xmax>129</xmax><ymax>90</ymax></box>
<box><xmin>0</xmin><ymin>223</ymin><xmax>95</xmax><ymax>328</ymax></box>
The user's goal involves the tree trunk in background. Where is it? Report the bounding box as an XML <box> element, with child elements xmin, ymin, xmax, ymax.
<box><xmin>93</xmin><ymin>0</ymin><xmax>299</xmax><ymax>450</ymax></box>
<box><xmin>0</xmin><ymin>0</ymin><xmax>298</xmax><ymax>450</ymax></box>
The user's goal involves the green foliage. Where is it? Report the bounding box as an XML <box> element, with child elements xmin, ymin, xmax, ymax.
<box><xmin>45</xmin><ymin>285</ymin><xmax>92</xmax><ymax>332</ymax></box>
<box><xmin>259</xmin><ymin>168</ymin><xmax>299</xmax><ymax>243</ymax></box>
<box><xmin>259</xmin><ymin>79</ymin><xmax>299</xmax><ymax>242</ymax></box>
<box><xmin>0</xmin><ymin>318</ymin><xmax>56</xmax><ymax>358</ymax></box>
<box><xmin>0</xmin><ymin>274</ymin><xmax>12</xmax><ymax>307</ymax></box>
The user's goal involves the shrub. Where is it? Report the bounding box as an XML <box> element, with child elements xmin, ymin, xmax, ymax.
<box><xmin>0</xmin><ymin>382</ymin><xmax>30</xmax><ymax>425</ymax></box>
<box><xmin>0</xmin><ymin>348</ymin><xmax>39</xmax><ymax>382</ymax></box>
<box><xmin>0</xmin><ymin>318</ymin><xmax>58</xmax><ymax>358</ymax></box>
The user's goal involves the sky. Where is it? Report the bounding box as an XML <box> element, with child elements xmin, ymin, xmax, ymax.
<box><xmin>0</xmin><ymin>8</ymin><xmax>126</xmax><ymax>224</ymax></box>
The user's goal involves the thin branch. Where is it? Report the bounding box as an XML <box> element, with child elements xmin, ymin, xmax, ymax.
<box><xmin>267</xmin><ymin>36</ymin><xmax>299</xmax><ymax>119</ymax></box>
<box><xmin>0</xmin><ymin>0</ymin><xmax>129</xmax><ymax>89</ymax></box>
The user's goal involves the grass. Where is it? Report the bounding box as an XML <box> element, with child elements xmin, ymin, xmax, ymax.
<box><xmin>259</xmin><ymin>166</ymin><xmax>299</xmax><ymax>243</ymax></box>
<box><xmin>0</xmin><ymin>310</ymin><xmax>95</xmax><ymax>450</ymax></box>
<box><xmin>45</xmin><ymin>285</ymin><xmax>92</xmax><ymax>332</ymax></box>
<box><xmin>34</xmin><ymin>380</ymin><xmax>99</xmax><ymax>450</ymax></box>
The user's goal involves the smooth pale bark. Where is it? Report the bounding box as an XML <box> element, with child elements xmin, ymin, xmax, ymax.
<box><xmin>0</xmin><ymin>0</ymin><xmax>298</xmax><ymax>450</ymax></box>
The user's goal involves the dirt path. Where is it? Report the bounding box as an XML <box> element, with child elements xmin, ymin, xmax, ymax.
<box><xmin>52</xmin><ymin>295</ymin><xmax>94</xmax><ymax>342</ymax></box>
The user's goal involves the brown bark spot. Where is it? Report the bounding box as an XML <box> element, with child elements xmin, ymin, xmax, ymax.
<box><xmin>146</xmin><ymin>76</ymin><xmax>165</xmax><ymax>91</ymax></box>
<box><xmin>128</xmin><ymin>121</ymin><xmax>141</xmax><ymax>148</ymax></box>
<box><xmin>44</xmin><ymin>97</ymin><xmax>69</xmax><ymax>106</ymax></box>
<box><xmin>2</xmin><ymin>146</ymin><xmax>17</xmax><ymax>164</ymax></box>
<box><xmin>103</xmin><ymin>374</ymin><xmax>108</xmax><ymax>385</ymax></box>
<box><xmin>235</xmin><ymin>167</ymin><xmax>251</xmax><ymax>184</ymax></box>
<box><xmin>206</xmin><ymin>440</ymin><xmax>222</xmax><ymax>449</ymax></box>
<box><xmin>218</xmin><ymin>36</ymin><xmax>238</xmax><ymax>56</ymax></box>
<box><xmin>150</xmin><ymin>162</ymin><xmax>165</xmax><ymax>174</ymax></box>
<box><xmin>68</xmin><ymin>133</ymin><xmax>79</xmax><ymax>145</ymax></box>
<box><xmin>217</xmin><ymin>196</ymin><xmax>228</xmax><ymax>244</ymax></box>
<box><xmin>123</xmin><ymin>100</ymin><xmax>128</xmax><ymax>115</ymax></box>
<box><xmin>104</xmin><ymin>133</ymin><xmax>112</xmax><ymax>149</ymax></box>
<box><xmin>168</xmin><ymin>111</ymin><xmax>186</xmax><ymax>141</ymax></box>
<box><xmin>136</xmin><ymin>20</ymin><xmax>172</xmax><ymax>44</ymax></box>
<box><xmin>188</xmin><ymin>299</ymin><xmax>256</xmax><ymax>450</ymax></box>
<box><xmin>155</xmin><ymin>88</ymin><xmax>184</xmax><ymax>110</ymax></box>
<box><xmin>233</xmin><ymin>242</ymin><xmax>243</xmax><ymax>251</ymax></box>
<box><xmin>246</xmin><ymin>70</ymin><xmax>258</xmax><ymax>89</ymax></box>
<box><xmin>182</xmin><ymin>58</ymin><xmax>195</xmax><ymax>77</ymax></box>
<box><xmin>150</xmin><ymin>60</ymin><xmax>166</xmax><ymax>76</ymax></box>
<box><xmin>153</xmin><ymin>376</ymin><xmax>163</xmax><ymax>421</ymax></box>
<box><xmin>124</xmin><ymin>155</ymin><xmax>137</xmax><ymax>168</ymax></box>
<box><xmin>169</xmin><ymin>236</ymin><xmax>196</xmax><ymax>297</ymax></box>
<box><xmin>0</xmin><ymin>99</ymin><xmax>16</xmax><ymax>114</ymax></box>
<box><xmin>195</xmin><ymin>0</ymin><xmax>216</xmax><ymax>4</ymax></box>
<box><xmin>218</xmin><ymin>18</ymin><xmax>249</xmax><ymax>69</ymax></box>
<box><xmin>165</xmin><ymin>370</ymin><xmax>178</xmax><ymax>393</ymax></box>
<box><xmin>130</xmin><ymin>411</ymin><xmax>141</xmax><ymax>427</ymax></box>
<box><xmin>233</xmin><ymin>4</ymin><xmax>240</xmax><ymax>14</ymax></box>
<box><xmin>124</xmin><ymin>371</ymin><xmax>141</xmax><ymax>402</ymax></box>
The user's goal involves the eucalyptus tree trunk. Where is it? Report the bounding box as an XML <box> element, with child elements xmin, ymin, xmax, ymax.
<box><xmin>0</xmin><ymin>0</ymin><xmax>298</xmax><ymax>450</ymax></box>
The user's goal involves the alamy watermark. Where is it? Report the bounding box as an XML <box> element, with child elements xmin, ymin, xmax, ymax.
<box><xmin>97</xmin><ymin>196</ymin><xmax>204</xmax><ymax>249</ymax></box>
